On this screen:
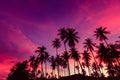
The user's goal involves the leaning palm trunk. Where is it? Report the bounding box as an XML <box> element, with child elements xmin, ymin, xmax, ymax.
<box><xmin>74</xmin><ymin>60</ymin><xmax>76</xmax><ymax>74</ymax></box>
<box><xmin>45</xmin><ymin>62</ymin><xmax>47</xmax><ymax>77</ymax></box>
<box><xmin>116</xmin><ymin>58</ymin><xmax>120</xmax><ymax>66</ymax></box>
<box><xmin>57</xmin><ymin>65</ymin><xmax>60</xmax><ymax>78</ymax></box>
<box><xmin>78</xmin><ymin>61</ymin><xmax>83</xmax><ymax>74</ymax></box>
<box><xmin>104</xmin><ymin>40</ymin><xmax>109</xmax><ymax>46</ymax></box>
<box><xmin>77</xmin><ymin>62</ymin><xmax>80</xmax><ymax>74</ymax></box>
<box><xmin>91</xmin><ymin>51</ymin><xmax>102</xmax><ymax>76</ymax></box>
<box><xmin>87</xmin><ymin>65</ymin><xmax>91</xmax><ymax>76</ymax></box>
<box><xmin>67</xmin><ymin>60</ymin><xmax>71</xmax><ymax>76</ymax></box>
<box><xmin>41</xmin><ymin>63</ymin><xmax>44</xmax><ymax>78</ymax></box>
<box><xmin>64</xmin><ymin>42</ymin><xmax>67</xmax><ymax>52</ymax></box>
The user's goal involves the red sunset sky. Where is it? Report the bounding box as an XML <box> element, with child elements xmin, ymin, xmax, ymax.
<box><xmin>0</xmin><ymin>0</ymin><xmax>120</xmax><ymax>80</ymax></box>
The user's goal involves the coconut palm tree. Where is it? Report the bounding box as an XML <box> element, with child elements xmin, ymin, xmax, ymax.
<box><xmin>52</xmin><ymin>38</ymin><xmax>61</xmax><ymax>55</ymax></box>
<box><xmin>97</xmin><ymin>43</ymin><xmax>116</xmax><ymax>76</ymax></box>
<box><xmin>83</xmin><ymin>38</ymin><xmax>101</xmax><ymax>75</ymax></box>
<box><xmin>55</xmin><ymin>54</ymin><xmax>62</xmax><ymax>78</ymax></box>
<box><xmin>49</xmin><ymin>56</ymin><xmax>56</xmax><ymax>77</ymax></box>
<box><xmin>94</xmin><ymin>27</ymin><xmax>110</xmax><ymax>45</ymax></box>
<box><xmin>70</xmin><ymin>48</ymin><xmax>83</xmax><ymax>74</ymax></box>
<box><xmin>58</xmin><ymin>27</ymin><xmax>67</xmax><ymax>51</ymax></box>
<box><xmin>82</xmin><ymin>50</ymin><xmax>91</xmax><ymax>76</ymax></box>
<box><xmin>29</xmin><ymin>55</ymin><xmax>37</xmax><ymax>80</ymax></box>
<box><xmin>65</xmin><ymin>28</ymin><xmax>79</xmax><ymax>48</ymax></box>
<box><xmin>91</xmin><ymin>62</ymin><xmax>100</xmax><ymax>77</ymax></box>
<box><xmin>61</xmin><ymin>51</ymin><xmax>71</xmax><ymax>76</ymax></box>
<box><xmin>44</xmin><ymin>52</ymin><xmax>50</xmax><ymax>77</ymax></box>
<box><xmin>109</xmin><ymin>44</ymin><xmax>120</xmax><ymax>66</ymax></box>
<box><xmin>35</xmin><ymin>46</ymin><xmax>48</xmax><ymax>77</ymax></box>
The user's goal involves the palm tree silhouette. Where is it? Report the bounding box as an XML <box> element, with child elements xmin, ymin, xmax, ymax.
<box><xmin>44</xmin><ymin>51</ymin><xmax>50</xmax><ymax>77</ymax></box>
<box><xmin>109</xmin><ymin>44</ymin><xmax>120</xmax><ymax>66</ymax></box>
<box><xmin>29</xmin><ymin>55</ymin><xmax>38</xmax><ymax>80</ymax></box>
<box><xmin>58</xmin><ymin>27</ymin><xmax>67</xmax><ymax>51</ymax></box>
<box><xmin>65</xmin><ymin>28</ymin><xmax>79</xmax><ymax>48</ymax></box>
<box><xmin>55</xmin><ymin>54</ymin><xmax>63</xmax><ymax>78</ymax></box>
<box><xmin>82</xmin><ymin>50</ymin><xmax>91</xmax><ymax>76</ymax></box>
<box><xmin>94</xmin><ymin>27</ymin><xmax>110</xmax><ymax>45</ymax></box>
<box><xmin>61</xmin><ymin>51</ymin><xmax>71</xmax><ymax>76</ymax></box>
<box><xmin>52</xmin><ymin>38</ymin><xmax>61</xmax><ymax>55</ymax></box>
<box><xmin>97</xmin><ymin>43</ymin><xmax>116</xmax><ymax>76</ymax></box>
<box><xmin>91</xmin><ymin>62</ymin><xmax>100</xmax><ymax>77</ymax></box>
<box><xmin>83</xmin><ymin>38</ymin><xmax>101</xmax><ymax>75</ymax></box>
<box><xmin>70</xmin><ymin>48</ymin><xmax>83</xmax><ymax>74</ymax></box>
<box><xmin>35</xmin><ymin>46</ymin><xmax>48</xmax><ymax>77</ymax></box>
<box><xmin>49</xmin><ymin>56</ymin><xmax>56</xmax><ymax>77</ymax></box>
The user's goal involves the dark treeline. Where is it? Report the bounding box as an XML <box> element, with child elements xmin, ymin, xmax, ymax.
<box><xmin>7</xmin><ymin>27</ymin><xmax>120</xmax><ymax>80</ymax></box>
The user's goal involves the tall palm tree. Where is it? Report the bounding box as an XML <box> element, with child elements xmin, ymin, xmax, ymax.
<box><xmin>58</xmin><ymin>27</ymin><xmax>67</xmax><ymax>51</ymax></box>
<box><xmin>55</xmin><ymin>54</ymin><xmax>62</xmax><ymax>78</ymax></box>
<box><xmin>91</xmin><ymin>62</ymin><xmax>100</xmax><ymax>77</ymax></box>
<box><xmin>65</xmin><ymin>28</ymin><xmax>79</xmax><ymax>48</ymax></box>
<box><xmin>52</xmin><ymin>38</ymin><xmax>61</xmax><ymax>55</ymax></box>
<box><xmin>44</xmin><ymin>52</ymin><xmax>50</xmax><ymax>77</ymax></box>
<box><xmin>61</xmin><ymin>51</ymin><xmax>71</xmax><ymax>76</ymax></box>
<box><xmin>35</xmin><ymin>46</ymin><xmax>47</xmax><ymax>77</ymax></box>
<box><xmin>94</xmin><ymin>27</ymin><xmax>110</xmax><ymax>45</ymax></box>
<box><xmin>109</xmin><ymin>44</ymin><xmax>120</xmax><ymax>66</ymax></box>
<box><xmin>49</xmin><ymin>56</ymin><xmax>56</xmax><ymax>77</ymax></box>
<box><xmin>97</xmin><ymin>43</ymin><xmax>115</xmax><ymax>76</ymax></box>
<box><xmin>29</xmin><ymin>55</ymin><xmax>37</xmax><ymax>80</ymax></box>
<box><xmin>83</xmin><ymin>38</ymin><xmax>101</xmax><ymax>75</ymax></box>
<box><xmin>70</xmin><ymin>48</ymin><xmax>83</xmax><ymax>74</ymax></box>
<box><xmin>82</xmin><ymin>50</ymin><xmax>91</xmax><ymax>76</ymax></box>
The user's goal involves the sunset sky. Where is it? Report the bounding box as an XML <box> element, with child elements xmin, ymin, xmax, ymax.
<box><xmin>0</xmin><ymin>0</ymin><xmax>120</xmax><ymax>79</ymax></box>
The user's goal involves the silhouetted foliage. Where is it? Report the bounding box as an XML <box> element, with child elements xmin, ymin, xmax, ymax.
<box><xmin>7</xmin><ymin>27</ymin><xmax>120</xmax><ymax>80</ymax></box>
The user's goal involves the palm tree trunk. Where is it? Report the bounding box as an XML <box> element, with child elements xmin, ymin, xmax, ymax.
<box><xmin>64</xmin><ymin>42</ymin><xmax>67</xmax><ymax>51</ymax></box>
<box><xmin>104</xmin><ymin>40</ymin><xmax>109</xmax><ymax>46</ymax></box>
<box><xmin>91</xmin><ymin>51</ymin><xmax>102</xmax><ymax>75</ymax></box>
<box><xmin>87</xmin><ymin>66</ymin><xmax>91</xmax><ymax>76</ymax></box>
<box><xmin>78</xmin><ymin>61</ymin><xmax>83</xmax><ymax>74</ymax></box>
<box><xmin>45</xmin><ymin>62</ymin><xmax>47</xmax><ymax>77</ymax></box>
<box><xmin>67</xmin><ymin>60</ymin><xmax>71</xmax><ymax>76</ymax></box>
<box><xmin>56</xmin><ymin>48</ymin><xmax>58</xmax><ymax>55</ymax></box>
<box><xmin>57</xmin><ymin>65</ymin><xmax>60</xmax><ymax>78</ymax></box>
<box><xmin>77</xmin><ymin>62</ymin><xmax>80</xmax><ymax>74</ymax></box>
<box><xmin>41</xmin><ymin>63</ymin><xmax>44</xmax><ymax>77</ymax></box>
<box><xmin>116</xmin><ymin>59</ymin><xmax>120</xmax><ymax>66</ymax></box>
<box><xmin>74</xmin><ymin>60</ymin><xmax>76</xmax><ymax>74</ymax></box>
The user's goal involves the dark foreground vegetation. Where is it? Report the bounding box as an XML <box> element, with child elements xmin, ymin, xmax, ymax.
<box><xmin>7</xmin><ymin>27</ymin><xmax>120</xmax><ymax>80</ymax></box>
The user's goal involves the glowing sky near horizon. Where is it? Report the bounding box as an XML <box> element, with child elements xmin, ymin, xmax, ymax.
<box><xmin>0</xmin><ymin>0</ymin><xmax>120</xmax><ymax>79</ymax></box>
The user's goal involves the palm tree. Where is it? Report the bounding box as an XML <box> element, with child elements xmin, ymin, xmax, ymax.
<box><xmin>65</xmin><ymin>28</ymin><xmax>79</xmax><ymax>48</ymax></box>
<box><xmin>55</xmin><ymin>54</ymin><xmax>62</xmax><ymax>78</ymax></box>
<box><xmin>58</xmin><ymin>27</ymin><xmax>67</xmax><ymax>51</ymax></box>
<box><xmin>109</xmin><ymin>44</ymin><xmax>120</xmax><ymax>66</ymax></box>
<box><xmin>52</xmin><ymin>38</ymin><xmax>61</xmax><ymax>55</ymax></box>
<box><xmin>70</xmin><ymin>48</ymin><xmax>83</xmax><ymax>74</ymax></box>
<box><xmin>49</xmin><ymin>56</ymin><xmax>56</xmax><ymax>77</ymax></box>
<box><xmin>61</xmin><ymin>51</ymin><xmax>71</xmax><ymax>76</ymax></box>
<box><xmin>44</xmin><ymin>52</ymin><xmax>50</xmax><ymax>77</ymax></box>
<box><xmin>82</xmin><ymin>50</ymin><xmax>91</xmax><ymax>76</ymax></box>
<box><xmin>83</xmin><ymin>38</ymin><xmax>101</xmax><ymax>75</ymax></box>
<box><xmin>29</xmin><ymin>55</ymin><xmax>37</xmax><ymax>80</ymax></box>
<box><xmin>35</xmin><ymin>46</ymin><xmax>47</xmax><ymax>77</ymax></box>
<box><xmin>94</xmin><ymin>27</ymin><xmax>110</xmax><ymax>45</ymax></box>
<box><xmin>97</xmin><ymin>43</ymin><xmax>115</xmax><ymax>76</ymax></box>
<box><xmin>91</xmin><ymin>62</ymin><xmax>100</xmax><ymax>77</ymax></box>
